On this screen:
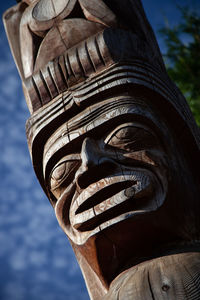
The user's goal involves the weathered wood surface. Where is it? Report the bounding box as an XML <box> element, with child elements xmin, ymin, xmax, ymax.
<box><xmin>3</xmin><ymin>1</ymin><xmax>200</xmax><ymax>300</ymax></box>
<box><xmin>105</xmin><ymin>252</ymin><xmax>200</xmax><ymax>299</ymax></box>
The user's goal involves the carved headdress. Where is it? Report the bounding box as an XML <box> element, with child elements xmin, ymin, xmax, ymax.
<box><xmin>4</xmin><ymin>0</ymin><xmax>200</xmax><ymax>200</ymax></box>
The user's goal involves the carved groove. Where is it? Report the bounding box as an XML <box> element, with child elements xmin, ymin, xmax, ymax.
<box><xmin>31</xmin><ymin>77</ymin><xmax>42</xmax><ymax>108</ymax></box>
<box><xmin>64</xmin><ymin>53</ymin><xmax>73</xmax><ymax>80</ymax></box>
<box><xmin>183</xmin><ymin>265</ymin><xmax>200</xmax><ymax>299</ymax></box>
<box><xmin>74</xmin><ymin>63</ymin><xmax>176</xmax><ymax>101</ymax></box>
<box><xmin>147</xmin><ymin>272</ymin><xmax>155</xmax><ymax>300</ymax></box>
<box><xmin>57</xmin><ymin>61</ymin><xmax>68</xmax><ymax>87</ymax></box>
<box><xmin>47</xmin><ymin>66</ymin><xmax>59</xmax><ymax>95</ymax></box>
<box><xmin>27</xmin><ymin>92</ymin><xmax>72</xmax><ymax>138</ymax></box>
<box><xmin>75</xmin><ymin>47</ymin><xmax>86</xmax><ymax>78</ymax></box>
<box><xmin>67</xmin><ymin>99</ymin><xmax>135</xmax><ymax>133</ymax></box>
<box><xmin>66</xmin><ymin>52</ymin><xmax>76</xmax><ymax>78</ymax></box>
<box><xmin>53</xmin><ymin>60</ymin><xmax>65</xmax><ymax>93</ymax></box>
<box><xmin>94</xmin><ymin>35</ymin><xmax>106</xmax><ymax>66</ymax></box>
<box><xmin>58</xmin><ymin>55</ymin><xmax>69</xmax><ymax>83</ymax></box>
<box><xmin>85</xmin><ymin>41</ymin><xmax>96</xmax><ymax>72</ymax></box>
<box><xmin>63</xmin><ymin>55</ymin><xmax>70</xmax><ymax>80</ymax></box>
<box><xmin>48</xmin><ymin>62</ymin><xmax>60</xmax><ymax>95</ymax></box>
<box><xmin>39</xmin><ymin>70</ymin><xmax>52</xmax><ymax>104</ymax></box>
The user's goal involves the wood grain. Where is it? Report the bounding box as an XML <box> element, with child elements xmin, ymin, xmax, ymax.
<box><xmin>105</xmin><ymin>252</ymin><xmax>200</xmax><ymax>299</ymax></box>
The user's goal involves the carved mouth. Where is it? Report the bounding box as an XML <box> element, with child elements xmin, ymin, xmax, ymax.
<box><xmin>70</xmin><ymin>169</ymin><xmax>163</xmax><ymax>234</ymax></box>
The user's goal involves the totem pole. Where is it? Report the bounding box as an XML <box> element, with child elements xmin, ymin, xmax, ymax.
<box><xmin>3</xmin><ymin>0</ymin><xmax>200</xmax><ymax>299</ymax></box>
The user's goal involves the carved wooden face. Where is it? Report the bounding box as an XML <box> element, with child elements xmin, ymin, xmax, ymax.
<box><xmin>43</xmin><ymin>96</ymin><xmax>171</xmax><ymax>246</ymax></box>
<box><xmin>4</xmin><ymin>1</ymin><xmax>200</xmax><ymax>297</ymax></box>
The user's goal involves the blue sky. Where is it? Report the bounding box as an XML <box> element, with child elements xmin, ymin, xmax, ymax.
<box><xmin>0</xmin><ymin>1</ymin><xmax>199</xmax><ymax>300</ymax></box>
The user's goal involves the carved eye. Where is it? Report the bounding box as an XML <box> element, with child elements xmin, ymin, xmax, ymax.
<box><xmin>51</xmin><ymin>163</ymin><xmax>66</xmax><ymax>182</ymax></box>
<box><xmin>105</xmin><ymin>124</ymin><xmax>158</xmax><ymax>152</ymax></box>
<box><xmin>50</xmin><ymin>160</ymin><xmax>80</xmax><ymax>192</ymax></box>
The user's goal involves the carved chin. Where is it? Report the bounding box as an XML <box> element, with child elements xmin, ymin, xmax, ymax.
<box><xmin>57</xmin><ymin>168</ymin><xmax>166</xmax><ymax>245</ymax></box>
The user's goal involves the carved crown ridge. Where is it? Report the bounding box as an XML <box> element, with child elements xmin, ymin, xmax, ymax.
<box><xmin>24</xmin><ymin>28</ymin><xmax>164</xmax><ymax>113</ymax></box>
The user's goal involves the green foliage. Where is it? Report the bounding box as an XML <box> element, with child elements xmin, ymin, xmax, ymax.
<box><xmin>160</xmin><ymin>6</ymin><xmax>200</xmax><ymax>126</ymax></box>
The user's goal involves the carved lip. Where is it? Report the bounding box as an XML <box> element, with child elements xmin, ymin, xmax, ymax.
<box><xmin>70</xmin><ymin>169</ymin><xmax>163</xmax><ymax>233</ymax></box>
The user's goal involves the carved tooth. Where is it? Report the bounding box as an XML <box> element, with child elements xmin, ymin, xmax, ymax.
<box><xmin>94</xmin><ymin>190</ymin><xmax>129</xmax><ymax>216</ymax></box>
<box><xmin>72</xmin><ymin>207</ymin><xmax>95</xmax><ymax>228</ymax></box>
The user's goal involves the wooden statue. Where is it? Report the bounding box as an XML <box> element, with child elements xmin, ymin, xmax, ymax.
<box><xmin>3</xmin><ymin>0</ymin><xmax>200</xmax><ymax>299</ymax></box>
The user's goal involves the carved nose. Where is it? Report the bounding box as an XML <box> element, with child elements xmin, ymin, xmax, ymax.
<box><xmin>80</xmin><ymin>137</ymin><xmax>100</xmax><ymax>169</ymax></box>
<box><xmin>75</xmin><ymin>138</ymin><xmax>99</xmax><ymax>188</ymax></box>
<box><xmin>75</xmin><ymin>137</ymin><xmax>109</xmax><ymax>189</ymax></box>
